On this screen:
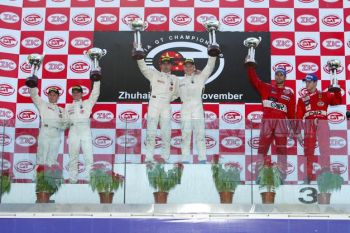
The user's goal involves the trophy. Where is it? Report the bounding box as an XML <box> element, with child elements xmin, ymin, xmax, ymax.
<box><xmin>130</xmin><ymin>18</ymin><xmax>147</xmax><ymax>60</ymax></box>
<box><xmin>203</xmin><ymin>19</ymin><xmax>221</xmax><ymax>57</ymax></box>
<box><xmin>83</xmin><ymin>47</ymin><xmax>107</xmax><ymax>81</ymax></box>
<box><xmin>244</xmin><ymin>37</ymin><xmax>262</xmax><ymax>65</ymax></box>
<box><xmin>327</xmin><ymin>59</ymin><xmax>341</xmax><ymax>92</ymax></box>
<box><xmin>25</xmin><ymin>53</ymin><xmax>45</xmax><ymax>88</ymax></box>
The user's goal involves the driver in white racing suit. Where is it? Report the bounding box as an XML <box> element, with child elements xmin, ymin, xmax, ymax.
<box><xmin>30</xmin><ymin>87</ymin><xmax>66</xmax><ymax>167</ymax></box>
<box><xmin>179</xmin><ymin>56</ymin><xmax>217</xmax><ymax>163</ymax></box>
<box><xmin>66</xmin><ymin>81</ymin><xmax>100</xmax><ymax>183</ymax></box>
<box><xmin>137</xmin><ymin>55</ymin><xmax>178</xmax><ymax>163</ymax></box>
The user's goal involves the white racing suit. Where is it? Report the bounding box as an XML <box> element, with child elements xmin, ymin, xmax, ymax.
<box><xmin>30</xmin><ymin>88</ymin><xmax>66</xmax><ymax>166</ymax></box>
<box><xmin>137</xmin><ymin>60</ymin><xmax>178</xmax><ymax>162</ymax></box>
<box><xmin>66</xmin><ymin>81</ymin><xmax>100</xmax><ymax>182</ymax></box>
<box><xmin>178</xmin><ymin>56</ymin><xmax>216</xmax><ymax>162</ymax></box>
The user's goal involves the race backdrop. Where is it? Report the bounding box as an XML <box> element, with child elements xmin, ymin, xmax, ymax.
<box><xmin>0</xmin><ymin>0</ymin><xmax>350</xmax><ymax>183</ymax></box>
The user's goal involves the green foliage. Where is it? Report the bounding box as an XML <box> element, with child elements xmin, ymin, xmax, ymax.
<box><xmin>256</xmin><ymin>164</ymin><xmax>282</xmax><ymax>193</ymax></box>
<box><xmin>36</xmin><ymin>169</ymin><xmax>63</xmax><ymax>194</ymax></box>
<box><xmin>211</xmin><ymin>163</ymin><xmax>241</xmax><ymax>193</ymax></box>
<box><xmin>0</xmin><ymin>173</ymin><xmax>11</xmax><ymax>194</ymax></box>
<box><xmin>317</xmin><ymin>171</ymin><xmax>344</xmax><ymax>194</ymax></box>
<box><xmin>89</xmin><ymin>168</ymin><xmax>124</xmax><ymax>193</ymax></box>
<box><xmin>146</xmin><ymin>164</ymin><xmax>183</xmax><ymax>192</ymax></box>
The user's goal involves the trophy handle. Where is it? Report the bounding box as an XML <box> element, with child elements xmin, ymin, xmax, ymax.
<box><xmin>101</xmin><ymin>49</ymin><xmax>107</xmax><ymax>56</ymax></box>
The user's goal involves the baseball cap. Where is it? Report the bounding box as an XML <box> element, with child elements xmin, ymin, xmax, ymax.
<box><xmin>47</xmin><ymin>87</ymin><xmax>59</xmax><ymax>95</ymax></box>
<box><xmin>72</xmin><ymin>85</ymin><xmax>83</xmax><ymax>93</ymax></box>
<box><xmin>275</xmin><ymin>67</ymin><xmax>287</xmax><ymax>77</ymax></box>
<box><xmin>184</xmin><ymin>58</ymin><xmax>195</xmax><ymax>65</ymax></box>
<box><xmin>303</xmin><ymin>73</ymin><xmax>318</xmax><ymax>82</ymax></box>
<box><xmin>160</xmin><ymin>53</ymin><xmax>173</xmax><ymax>64</ymax></box>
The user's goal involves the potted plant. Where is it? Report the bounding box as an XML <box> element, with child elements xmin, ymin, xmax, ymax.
<box><xmin>35</xmin><ymin>165</ymin><xmax>63</xmax><ymax>203</ymax></box>
<box><xmin>256</xmin><ymin>162</ymin><xmax>282</xmax><ymax>204</ymax></box>
<box><xmin>0</xmin><ymin>170</ymin><xmax>11</xmax><ymax>196</ymax></box>
<box><xmin>317</xmin><ymin>169</ymin><xmax>344</xmax><ymax>204</ymax></box>
<box><xmin>146</xmin><ymin>163</ymin><xmax>183</xmax><ymax>204</ymax></box>
<box><xmin>212</xmin><ymin>163</ymin><xmax>241</xmax><ymax>204</ymax></box>
<box><xmin>89</xmin><ymin>168</ymin><xmax>124</xmax><ymax>204</ymax></box>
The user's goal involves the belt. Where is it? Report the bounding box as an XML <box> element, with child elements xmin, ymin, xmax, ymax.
<box><xmin>42</xmin><ymin>124</ymin><xmax>60</xmax><ymax>130</ymax></box>
<box><xmin>303</xmin><ymin>110</ymin><xmax>327</xmax><ymax>119</ymax></box>
<box><xmin>70</xmin><ymin>122</ymin><xmax>89</xmax><ymax>126</ymax></box>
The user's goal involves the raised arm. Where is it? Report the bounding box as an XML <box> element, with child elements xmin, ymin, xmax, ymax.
<box><xmin>137</xmin><ymin>59</ymin><xmax>158</xmax><ymax>82</ymax></box>
<box><xmin>29</xmin><ymin>87</ymin><xmax>44</xmax><ymax>109</ymax></box>
<box><xmin>88</xmin><ymin>81</ymin><xmax>100</xmax><ymax>105</ymax></box>
<box><xmin>200</xmin><ymin>56</ymin><xmax>217</xmax><ymax>82</ymax></box>
<box><xmin>246</xmin><ymin>66</ymin><xmax>267</xmax><ymax>94</ymax></box>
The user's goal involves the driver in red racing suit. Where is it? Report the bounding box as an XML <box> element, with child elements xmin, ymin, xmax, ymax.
<box><xmin>296</xmin><ymin>74</ymin><xmax>342</xmax><ymax>183</ymax></box>
<box><xmin>246</xmin><ymin>65</ymin><xmax>296</xmax><ymax>175</ymax></box>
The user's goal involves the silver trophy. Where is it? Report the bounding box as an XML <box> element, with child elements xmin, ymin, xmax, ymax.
<box><xmin>83</xmin><ymin>47</ymin><xmax>107</xmax><ymax>81</ymax></box>
<box><xmin>244</xmin><ymin>37</ymin><xmax>262</xmax><ymax>65</ymax></box>
<box><xmin>25</xmin><ymin>53</ymin><xmax>45</xmax><ymax>88</ymax></box>
<box><xmin>203</xmin><ymin>19</ymin><xmax>221</xmax><ymax>57</ymax></box>
<box><xmin>130</xmin><ymin>18</ymin><xmax>147</xmax><ymax>60</ymax></box>
<box><xmin>327</xmin><ymin>59</ymin><xmax>341</xmax><ymax>92</ymax></box>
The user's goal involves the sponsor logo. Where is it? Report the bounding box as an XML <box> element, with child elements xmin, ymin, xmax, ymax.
<box><xmin>17</xmin><ymin>110</ymin><xmax>37</xmax><ymax>122</ymax></box>
<box><xmin>93</xmin><ymin>110</ymin><xmax>114</xmax><ymax>122</ymax></box>
<box><xmin>155</xmin><ymin>136</ymin><xmax>162</xmax><ymax>148</ymax></box>
<box><xmin>93</xmin><ymin>135</ymin><xmax>113</xmax><ymax>148</ymax></box>
<box><xmin>0</xmin><ymin>159</ymin><xmax>11</xmax><ymax>171</ymax></box>
<box><xmin>70</xmin><ymin>60</ymin><xmax>90</xmax><ymax>73</ymax></box>
<box><xmin>172</xmin><ymin>14</ymin><xmax>192</xmax><ymax>26</ymax></box>
<box><xmin>93</xmin><ymin>161</ymin><xmax>112</xmax><ymax>171</ymax></box>
<box><xmin>71</xmin><ymin>37</ymin><xmax>91</xmax><ymax>49</ymax></box>
<box><xmin>287</xmin><ymin>138</ymin><xmax>295</xmax><ymax>148</ymax></box>
<box><xmin>97</xmin><ymin>13</ymin><xmax>117</xmax><ymax>25</ymax></box>
<box><xmin>0</xmin><ymin>84</ymin><xmax>15</xmax><ymax>96</ymax></box>
<box><xmin>47</xmin><ymin>13</ymin><xmax>68</xmax><ymax>25</ymax></box>
<box><xmin>15</xmin><ymin>135</ymin><xmax>36</xmax><ymax>147</ymax></box>
<box><xmin>222</xmin><ymin>14</ymin><xmax>242</xmax><ymax>26</ymax></box>
<box><xmin>19</xmin><ymin>86</ymin><xmax>30</xmax><ymax>97</ymax></box>
<box><xmin>296</xmin><ymin>14</ymin><xmax>317</xmax><ymax>26</ymax></box>
<box><xmin>15</xmin><ymin>160</ymin><xmax>35</xmax><ymax>173</ymax></box>
<box><xmin>122</xmin><ymin>14</ymin><xmax>140</xmax><ymax>25</ymax></box>
<box><xmin>21</xmin><ymin>37</ymin><xmax>41</xmax><ymax>49</ymax></box>
<box><xmin>44</xmin><ymin>85</ymin><xmax>64</xmax><ymax>96</ymax></box>
<box><xmin>20</xmin><ymin>62</ymin><xmax>31</xmax><ymax>73</ymax></box>
<box><xmin>147</xmin><ymin>13</ymin><xmax>167</xmax><ymax>25</ymax></box>
<box><xmin>0</xmin><ymin>134</ymin><xmax>11</xmax><ymax>146</ymax></box>
<box><xmin>247</xmin><ymin>111</ymin><xmax>263</xmax><ymax>123</ymax></box>
<box><xmin>46</xmin><ymin>37</ymin><xmax>66</xmax><ymax>49</ymax></box>
<box><xmin>330</xmin><ymin>162</ymin><xmax>347</xmax><ymax>174</ymax></box>
<box><xmin>119</xmin><ymin>110</ymin><xmax>140</xmax><ymax>123</ymax></box>
<box><xmin>172</xmin><ymin>111</ymin><xmax>181</xmax><ymax>123</ymax></box>
<box><xmin>298</xmin><ymin>0</ymin><xmax>315</xmax><ymax>3</ymax></box>
<box><xmin>44</xmin><ymin>61</ymin><xmax>65</xmax><ymax>73</ymax></box>
<box><xmin>72</xmin><ymin>13</ymin><xmax>92</xmax><ymax>26</ymax></box>
<box><xmin>23</xmin><ymin>14</ymin><xmax>43</xmax><ymax>26</ymax></box>
<box><xmin>170</xmin><ymin>135</ymin><xmax>182</xmax><ymax>148</ymax></box>
<box><xmin>298</xmin><ymin>62</ymin><xmax>318</xmax><ymax>73</ymax></box>
<box><xmin>285</xmin><ymin>162</ymin><xmax>295</xmax><ymax>175</ymax></box>
<box><xmin>117</xmin><ymin>135</ymin><xmax>137</xmax><ymax>147</ymax></box>
<box><xmin>205</xmin><ymin>135</ymin><xmax>216</xmax><ymax>149</ymax></box>
<box><xmin>0</xmin><ymin>59</ymin><xmax>16</xmax><ymax>71</ymax></box>
<box><xmin>0</xmin><ymin>108</ymin><xmax>14</xmax><ymax>120</ymax></box>
<box><xmin>297</xmin><ymin>38</ymin><xmax>318</xmax><ymax>50</ymax></box>
<box><xmin>247</xmin><ymin>14</ymin><xmax>267</xmax><ymax>26</ymax></box>
<box><xmin>0</xmin><ymin>35</ymin><xmax>18</xmax><ymax>48</ymax></box>
<box><xmin>272</xmin><ymin>38</ymin><xmax>293</xmax><ymax>49</ymax></box>
<box><xmin>322</xmin><ymin>15</ymin><xmax>342</xmax><ymax>27</ymax></box>
<box><xmin>327</xmin><ymin>112</ymin><xmax>345</xmax><ymax>124</ymax></box>
<box><xmin>221</xmin><ymin>111</ymin><xmax>242</xmax><ymax>124</ymax></box>
<box><xmin>204</xmin><ymin>111</ymin><xmax>217</xmax><ymax>123</ymax></box>
<box><xmin>272</xmin><ymin>14</ymin><xmax>292</xmax><ymax>26</ymax></box>
<box><xmin>322</xmin><ymin>38</ymin><xmax>343</xmax><ymax>50</ymax></box>
<box><xmin>273</xmin><ymin>62</ymin><xmax>293</xmax><ymax>74</ymax></box>
<box><xmin>323</xmin><ymin>63</ymin><xmax>343</xmax><ymax>74</ymax></box>
<box><xmin>330</xmin><ymin>136</ymin><xmax>346</xmax><ymax>149</ymax></box>
<box><xmin>221</xmin><ymin>136</ymin><xmax>243</xmax><ymax>149</ymax></box>
<box><xmin>196</xmin><ymin>14</ymin><xmax>216</xmax><ymax>24</ymax></box>
<box><xmin>248</xmin><ymin>137</ymin><xmax>259</xmax><ymax>149</ymax></box>
<box><xmin>0</xmin><ymin>12</ymin><xmax>20</xmax><ymax>24</ymax></box>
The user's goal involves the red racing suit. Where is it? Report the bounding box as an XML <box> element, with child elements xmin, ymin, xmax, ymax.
<box><xmin>296</xmin><ymin>89</ymin><xmax>342</xmax><ymax>181</ymax></box>
<box><xmin>247</xmin><ymin>67</ymin><xmax>295</xmax><ymax>168</ymax></box>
